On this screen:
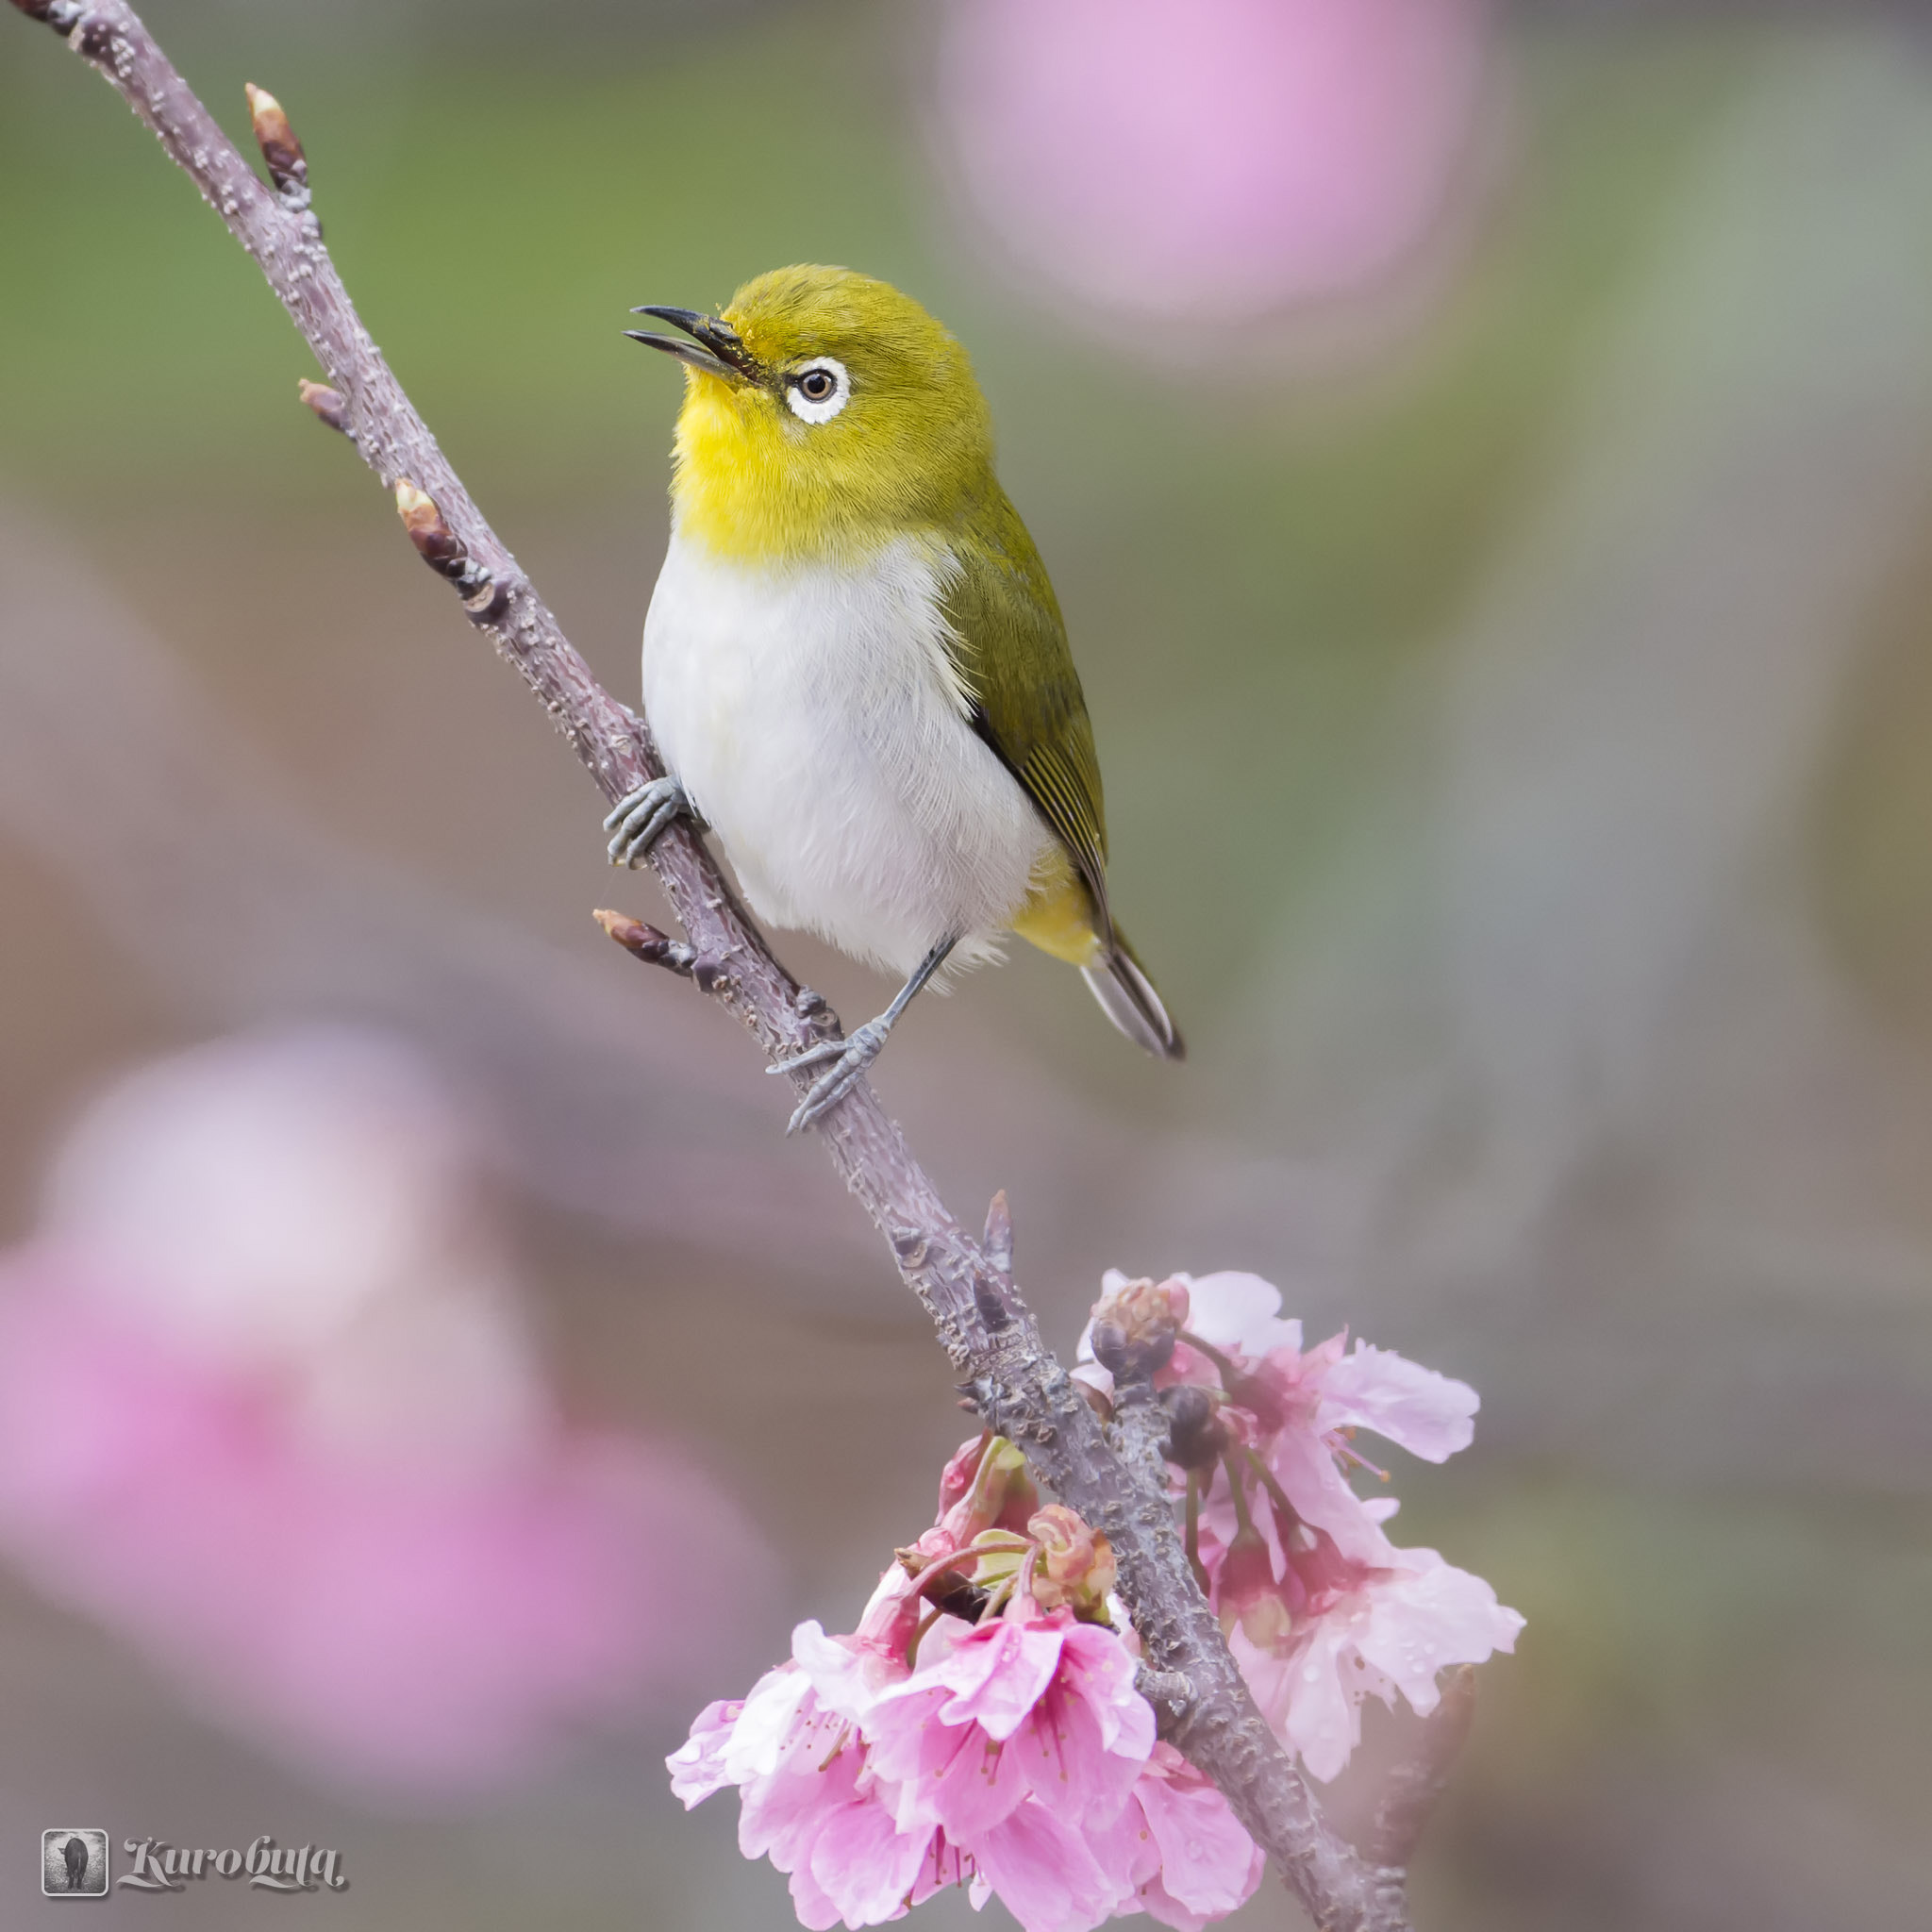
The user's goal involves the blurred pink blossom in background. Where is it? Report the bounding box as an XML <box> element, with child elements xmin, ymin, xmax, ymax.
<box><xmin>0</xmin><ymin>1026</ymin><xmax>773</xmax><ymax>1796</ymax></box>
<box><xmin>934</xmin><ymin>0</ymin><xmax>1494</xmax><ymax>327</ymax></box>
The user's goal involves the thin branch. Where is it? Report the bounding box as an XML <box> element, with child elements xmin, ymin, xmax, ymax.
<box><xmin>1364</xmin><ymin>1667</ymin><xmax>1478</xmax><ymax>1871</ymax></box>
<box><xmin>9</xmin><ymin>5</ymin><xmax>1412</xmax><ymax>1924</ymax></box>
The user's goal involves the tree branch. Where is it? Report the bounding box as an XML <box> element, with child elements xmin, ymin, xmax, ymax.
<box><xmin>9</xmin><ymin>4</ymin><xmax>1426</xmax><ymax>1923</ymax></box>
<box><xmin>1364</xmin><ymin>1667</ymin><xmax>1478</xmax><ymax>1871</ymax></box>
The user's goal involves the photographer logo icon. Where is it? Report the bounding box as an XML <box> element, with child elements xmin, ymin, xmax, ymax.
<box><xmin>42</xmin><ymin>1830</ymin><xmax>108</xmax><ymax>1897</ymax></box>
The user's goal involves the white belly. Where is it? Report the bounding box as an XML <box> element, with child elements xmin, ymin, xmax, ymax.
<box><xmin>640</xmin><ymin>528</ymin><xmax>1051</xmax><ymax>981</ymax></box>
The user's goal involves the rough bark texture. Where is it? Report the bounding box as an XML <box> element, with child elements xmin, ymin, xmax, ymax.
<box><xmin>9</xmin><ymin>5</ymin><xmax>1445</xmax><ymax>1924</ymax></box>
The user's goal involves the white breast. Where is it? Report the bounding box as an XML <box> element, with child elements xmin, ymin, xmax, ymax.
<box><xmin>641</xmin><ymin>528</ymin><xmax>1050</xmax><ymax>981</ymax></box>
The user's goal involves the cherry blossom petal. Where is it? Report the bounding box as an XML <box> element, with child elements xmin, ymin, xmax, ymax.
<box><xmin>1353</xmin><ymin>1550</ymin><xmax>1524</xmax><ymax>1714</ymax></box>
<box><xmin>1009</xmin><ymin>1674</ymin><xmax>1144</xmax><ymax>1830</ymax></box>
<box><xmin>971</xmin><ymin>1800</ymin><xmax>1129</xmax><ymax>1932</ymax></box>
<box><xmin>1318</xmin><ymin>1341</ymin><xmax>1478</xmax><ymax>1462</ymax></box>
<box><xmin>806</xmin><ymin>1797</ymin><xmax>936</xmax><ymax>1927</ymax></box>
<box><xmin>1133</xmin><ymin>1744</ymin><xmax>1266</xmax><ymax>1927</ymax></box>
<box><xmin>1277</xmin><ymin>1614</ymin><xmax>1364</xmax><ymax>1784</ymax></box>
<box><xmin>865</xmin><ymin>1682</ymin><xmax>1032</xmax><ymax>1840</ymax></box>
<box><xmin>738</xmin><ymin>1708</ymin><xmax>862</xmax><ymax>1866</ymax></box>
<box><xmin>722</xmin><ymin>1662</ymin><xmax>814</xmax><ymax>1784</ymax></box>
<box><xmin>666</xmin><ymin>1698</ymin><xmax>739</xmax><ymax>1807</ymax></box>
<box><xmin>785</xmin><ymin>1855</ymin><xmax>845</xmax><ymax>1932</ymax></box>
<box><xmin>1179</xmin><ymin>1272</ymin><xmax>1304</xmax><ymax>1357</ymax></box>
<box><xmin>920</xmin><ymin>1617</ymin><xmax>1068</xmax><ymax>1740</ymax></box>
<box><xmin>792</xmin><ymin>1618</ymin><xmax>900</xmax><ymax>1725</ymax></box>
<box><xmin>1266</xmin><ymin>1425</ymin><xmax>1396</xmax><ymax>1566</ymax></box>
<box><xmin>1058</xmin><ymin>1622</ymin><xmax>1158</xmax><ymax>1759</ymax></box>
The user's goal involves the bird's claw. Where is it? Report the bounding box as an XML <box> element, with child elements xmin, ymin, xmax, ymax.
<box><xmin>772</xmin><ymin>1020</ymin><xmax>890</xmax><ymax>1134</ymax></box>
<box><xmin>604</xmin><ymin>775</ymin><xmax>691</xmax><ymax>867</ymax></box>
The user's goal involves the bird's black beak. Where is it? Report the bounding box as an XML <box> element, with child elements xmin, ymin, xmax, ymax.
<box><xmin>625</xmin><ymin>306</ymin><xmax>760</xmax><ymax>383</ymax></box>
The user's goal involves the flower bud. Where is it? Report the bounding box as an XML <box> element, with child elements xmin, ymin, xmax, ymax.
<box><xmin>938</xmin><ymin>1433</ymin><xmax>1038</xmax><ymax>1541</ymax></box>
<box><xmin>937</xmin><ymin>1432</ymin><xmax>990</xmax><ymax>1517</ymax></box>
<box><xmin>1027</xmin><ymin>1504</ymin><xmax>1117</xmax><ymax>1620</ymax></box>
<box><xmin>1160</xmin><ymin>1382</ymin><xmax>1227</xmax><ymax>1471</ymax></box>
<box><xmin>1087</xmin><ymin>1274</ymin><xmax>1188</xmax><ymax>1384</ymax></box>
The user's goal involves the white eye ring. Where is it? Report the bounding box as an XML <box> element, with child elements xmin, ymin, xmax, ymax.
<box><xmin>786</xmin><ymin>357</ymin><xmax>851</xmax><ymax>425</ymax></box>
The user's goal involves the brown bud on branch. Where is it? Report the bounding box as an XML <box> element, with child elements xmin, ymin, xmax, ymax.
<box><xmin>296</xmin><ymin>378</ymin><xmax>350</xmax><ymax>436</ymax></box>
<box><xmin>391</xmin><ymin>479</ymin><xmax>506</xmax><ymax>619</ymax></box>
<box><xmin>593</xmin><ymin>908</ymin><xmax>697</xmax><ymax>977</ymax></box>
<box><xmin>394</xmin><ymin>479</ymin><xmax>463</xmax><ymax>568</ymax></box>
<box><xmin>243</xmin><ymin>83</ymin><xmax>308</xmax><ymax>201</ymax></box>
<box><xmin>982</xmin><ymin>1189</ymin><xmax>1014</xmax><ymax>1276</ymax></box>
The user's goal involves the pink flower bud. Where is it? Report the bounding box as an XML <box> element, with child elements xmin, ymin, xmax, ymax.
<box><xmin>937</xmin><ymin>1431</ymin><xmax>989</xmax><ymax>1515</ymax></box>
<box><xmin>937</xmin><ymin>1432</ymin><xmax>1038</xmax><ymax>1541</ymax></box>
<box><xmin>1027</xmin><ymin>1503</ymin><xmax>1118</xmax><ymax>1617</ymax></box>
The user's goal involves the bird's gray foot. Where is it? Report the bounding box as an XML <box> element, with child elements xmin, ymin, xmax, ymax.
<box><xmin>770</xmin><ymin>1018</ymin><xmax>892</xmax><ymax>1135</ymax></box>
<box><xmin>766</xmin><ymin>938</ymin><xmax>956</xmax><ymax>1136</ymax></box>
<box><xmin>604</xmin><ymin>775</ymin><xmax>691</xmax><ymax>867</ymax></box>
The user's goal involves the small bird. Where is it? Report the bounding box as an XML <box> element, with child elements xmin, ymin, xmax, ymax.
<box><xmin>608</xmin><ymin>265</ymin><xmax>1181</xmax><ymax>1131</ymax></box>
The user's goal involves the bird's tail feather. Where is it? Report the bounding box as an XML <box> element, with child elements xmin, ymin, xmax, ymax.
<box><xmin>1080</xmin><ymin>932</ymin><xmax>1183</xmax><ymax>1060</ymax></box>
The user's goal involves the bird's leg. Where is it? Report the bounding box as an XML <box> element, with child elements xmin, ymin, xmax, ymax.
<box><xmin>771</xmin><ymin>937</ymin><xmax>957</xmax><ymax>1135</ymax></box>
<box><xmin>604</xmin><ymin>774</ymin><xmax>700</xmax><ymax>867</ymax></box>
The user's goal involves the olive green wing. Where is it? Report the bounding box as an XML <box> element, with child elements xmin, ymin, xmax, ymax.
<box><xmin>941</xmin><ymin>488</ymin><xmax>1114</xmax><ymax>937</ymax></box>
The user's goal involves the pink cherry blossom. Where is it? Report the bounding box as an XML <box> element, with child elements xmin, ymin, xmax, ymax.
<box><xmin>1224</xmin><ymin>1536</ymin><xmax>1523</xmax><ymax>1784</ymax></box>
<box><xmin>866</xmin><ymin>1601</ymin><xmax>1155</xmax><ymax>1840</ymax></box>
<box><xmin>1078</xmin><ymin>1266</ymin><xmax>1521</xmax><ymax>1783</ymax></box>
<box><xmin>934</xmin><ymin>0</ymin><xmax>1495</xmax><ymax>326</ymax></box>
<box><xmin>1102</xmin><ymin>1742</ymin><xmax>1267</xmax><ymax>1931</ymax></box>
<box><xmin>671</xmin><ymin>1433</ymin><xmax>1265</xmax><ymax>1931</ymax></box>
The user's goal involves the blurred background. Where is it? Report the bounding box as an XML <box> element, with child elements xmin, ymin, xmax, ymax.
<box><xmin>4</xmin><ymin>0</ymin><xmax>1931</xmax><ymax>1924</ymax></box>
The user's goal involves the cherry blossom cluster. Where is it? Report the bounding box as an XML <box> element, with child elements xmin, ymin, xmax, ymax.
<box><xmin>669</xmin><ymin>1271</ymin><xmax>1522</xmax><ymax>1929</ymax></box>
<box><xmin>668</xmin><ymin>1432</ymin><xmax>1262</xmax><ymax>1932</ymax></box>
<box><xmin>1076</xmin><ymin>1271</ymin><xmax>1524</xmax><ymax>1783</ymax></box>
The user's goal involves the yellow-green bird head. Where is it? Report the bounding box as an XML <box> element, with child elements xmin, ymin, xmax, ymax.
<box><xmin>626</xmin><ymin>265</ymin><xmax>993</xmax><ymax>562</ymax></box>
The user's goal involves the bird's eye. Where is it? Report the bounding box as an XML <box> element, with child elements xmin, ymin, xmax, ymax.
<box><xmin>786</xmin><ymin>357</ymin><xmax>851</xmax><ymax>425</ymax></box>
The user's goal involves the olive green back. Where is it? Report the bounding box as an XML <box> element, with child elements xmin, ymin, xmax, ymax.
<box><xmin>943</xmin><ymin>483</ymin><xmax>1112</xmax><ymax>937</ymax></box>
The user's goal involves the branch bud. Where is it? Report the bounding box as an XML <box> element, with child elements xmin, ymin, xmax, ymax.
<box><xmin>392</xmin><ymin>478</ymin><xmax>508</xmax><ymax>618</ymax></box>
<box><xmin>243</xmin><ymin>83</ymin><xmax>308</xmax><ymax>199</ymax></box>
<box><xmin>394</xmin><ymin>479</ymin><xmax>461</xmax><ymax>566</ymax></box>
<box><xmin>981</xmin><ymin>1189</ymin><xmax>1014</xmax><ymax>1275</ymax></box>
<box><xmin>296</xmin><ymin>378</ymin><xmax>350</xmax><ymax>435</ymax></box>
<box><xmin>593</xmin><ymin>908</ymin><xmax>697</xmax><ymax>976</ymax></box>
